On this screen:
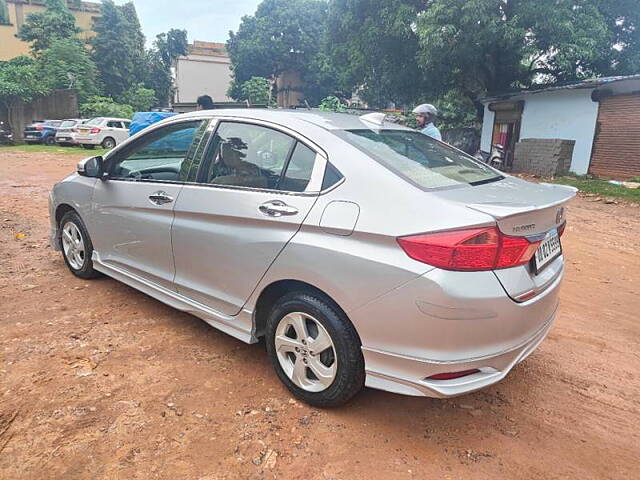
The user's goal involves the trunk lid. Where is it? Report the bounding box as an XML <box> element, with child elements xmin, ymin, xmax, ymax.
<box><xmin>434</xmin><ymin>176</ymin><xmax>577</xmax><ymax>301</ymax></box>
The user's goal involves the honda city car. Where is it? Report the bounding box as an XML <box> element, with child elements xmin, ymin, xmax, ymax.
<box><xmin>49</xmin><ymin>109</ymin><xmax>575</xmax><ymax>406</ymax></box>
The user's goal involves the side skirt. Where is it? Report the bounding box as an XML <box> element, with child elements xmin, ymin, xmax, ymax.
<box><xmin>93</xmin><ymin>255</ymin><xmax>256</xmax><ymax>344</ymax></box>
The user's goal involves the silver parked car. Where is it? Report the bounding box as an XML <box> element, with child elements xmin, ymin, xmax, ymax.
<box><xmin>49</xmin><ymin>110</ymin><xmax>576</xmax><ymax>406</ymax></box>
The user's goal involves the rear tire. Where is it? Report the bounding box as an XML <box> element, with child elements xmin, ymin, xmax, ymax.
<box><xmin>101</xmin><ymin>137</ymin><xmax>116</xmax><ymax>149</ymax></box>
<box><xmin>265</xmin><ymin>291</ymin><xmax>364</xmax><ymax>407</ymax></box>
<box><xmin>82</xmin><ymin>144</ymin><xmax>95</xmax><ymax>150</ymax></box>
<box><xmin>59</xmin><ymin>211</ymin><xmax>101</xmax><ymax>279</ymax></box>
<box><xmin>44</xmin><ymin>136</ymin><xmax>56</xmax><ymax>146</ymax></box>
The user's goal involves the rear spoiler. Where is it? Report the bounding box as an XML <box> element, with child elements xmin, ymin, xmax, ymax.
<box><xmin>467</xmin><ymin>184</ymin><xmax>577</xmax><ymax>220</ymax></box>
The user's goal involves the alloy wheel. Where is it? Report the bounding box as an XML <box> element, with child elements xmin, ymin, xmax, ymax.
<box><xmin>61</xmin><ymin>221</ymin><xmax>85</xmax><ymax>270</ymax></box>
<box><xmin>274</xmin><ymin>312</ymin><xmax>337</xmax><ymax>392</ymax></box>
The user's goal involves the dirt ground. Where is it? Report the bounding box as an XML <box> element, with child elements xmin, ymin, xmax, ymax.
<box><xmin>0</xmin><ymin>149</ymin><xmax>638</xmax><ymax>480</ymax></box>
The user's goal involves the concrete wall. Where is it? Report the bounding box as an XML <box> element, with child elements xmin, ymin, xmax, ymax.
<box><xmin>2</xmin><ymin>89</ymin><xmax>78</xmax><ymax>141</ymax></box>
<box><xmin>518</xmin><ymin>89</ymin><xmax>599</xmax><ymax>175</ymax></box>
<box><xmin>174</xmin><ymin>54</ymin><xmax>233</xmax><ymax>103</ymax></box>
<box><xmin>513</xmin><ymin>139</ymin><xmax>575</xmax><ymax>176</ymax></box>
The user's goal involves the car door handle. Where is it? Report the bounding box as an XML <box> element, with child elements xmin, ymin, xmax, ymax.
<box><xmin>148</xmin><ymin>191</ymin><xmax>174</xmax><ymax>205</ymax></box>
<box><xmin>259</xmin><ymin>200</ymin><xmax>299</xmax><ymax>217</ymax></box>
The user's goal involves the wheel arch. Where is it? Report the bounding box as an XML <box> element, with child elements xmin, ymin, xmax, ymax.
<box><xmin>252</xmin><ymin>279</ymin><xmax>354</xmax><ymax>341</ymax></box>
<box><xmin>55</xmin><ymin>203</ymin><xmax>78</xmax><ymax>226</ymax></box>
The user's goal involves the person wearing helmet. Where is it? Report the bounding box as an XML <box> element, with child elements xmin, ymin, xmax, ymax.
<box><xmin>412</xmin><ymin>104</ymin><xmax>442</xmax><ymax>141</ymax></box>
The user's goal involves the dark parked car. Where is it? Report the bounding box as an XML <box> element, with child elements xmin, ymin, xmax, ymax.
<box><xmin>23</xmin><ymin>120</ymin><xmax>63</xmax><ymax>145</ymax></box>
<box><xmin>0</xmin><ymin>121</ymin><xmax>12</xmax><ymax>145</ymax></box>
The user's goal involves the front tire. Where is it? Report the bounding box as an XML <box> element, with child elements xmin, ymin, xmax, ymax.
<box><xmin>44</xmin><ymin>136</ymin><xmax>56</xmax><ymax>146</ymax></box>
<box><xmin>265</xmin><ymin>291</ymin><xmax>365</xmax><ymax>407</ymax></box>
<box><xmin>59</xmin><ymin>211</ymin><xmax>100</xmax><ymax>279</ymax></box>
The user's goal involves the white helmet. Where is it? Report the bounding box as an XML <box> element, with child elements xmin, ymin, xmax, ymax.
<box><xmin>412</xmin><ymin>103</ymin><xmax>438</xmax><ymax>116</ymax></box>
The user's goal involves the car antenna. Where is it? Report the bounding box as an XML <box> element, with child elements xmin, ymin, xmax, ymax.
<box><xmin>359</xmin><ymin>112</ymin><xmax>387</xmax><ymax>127</ymax></box>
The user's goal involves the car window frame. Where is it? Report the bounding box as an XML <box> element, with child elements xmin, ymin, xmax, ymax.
<box><xmin>192</xmin><ymin>118</ymin><xmax>330</xmax><ymax>196</ymax></box>
<box><xmin>102</xmin><ymin>118</ymin><xmax>212</xmax><ymax>185</ymax></box>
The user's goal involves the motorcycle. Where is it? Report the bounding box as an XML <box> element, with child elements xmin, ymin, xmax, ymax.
<box><xmin>474</xmin><ymin>144</ymin><xmax>505</xmax><ymax>170</ymax></box>
<box><xmin>0</xmin><ymin>121</ymin><xmax>14</xmax><ymax>145</ymax></box>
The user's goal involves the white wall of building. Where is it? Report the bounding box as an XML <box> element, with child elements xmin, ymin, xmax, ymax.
<box><xmin>174</xmin><ymin>54</ymin><xmax>232</xmax><ymax>103</ymax></box>
<box><xmin>519</xmin><ymin>89</ymin><xmax>599</xmax><ymax>175</ymax></box>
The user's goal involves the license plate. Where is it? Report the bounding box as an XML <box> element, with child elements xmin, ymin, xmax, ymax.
<box><xmin>26</xmin><ymin>135</ymin><xmax>37</xmax><ymax>138</ymax></box>
<box><xmin>533</xmin><ymin>229</ymin><xmax>562</xmax><ymax>274</ymax></box>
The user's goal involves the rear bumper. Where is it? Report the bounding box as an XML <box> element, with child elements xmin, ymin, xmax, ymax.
<box><xmin>55</xmin><ymin>135</ymin><xmax>77</xmax><ymax>144</ymax></box>
<box><xmin>351</xmin><ymin>264</ymin><xmax>564</xmax><ymax>398</ymax></box>
<box><xmin>363</xmin><ymin>309</ymin><xmax>555</xmax><ymax>397</ymax></box>
<box><xmin>75</xmin><ymin>136</ymin><xmax>100</xmax><ymax>145</ymax></box>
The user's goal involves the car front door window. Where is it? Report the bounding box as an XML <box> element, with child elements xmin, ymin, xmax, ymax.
<box><xmin>108</xmin><ymin>120</ymin><xmax>206</xmax><ymax>182</ymax></box>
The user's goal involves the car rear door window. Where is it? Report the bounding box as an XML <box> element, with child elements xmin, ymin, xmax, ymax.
<box><xmin>201</xmin><ymin>122</ymin><xmax>295</xmax><ymax>189</ymax></box>
<box><xmin>279</xmin><ymin>142</ymin><xmax>316</xmax><ymax>192</ymax></box>
<box><xmin>108</xmin><ymin>120</ymin><xmax>206</xmax><ymax>182</ymax></box>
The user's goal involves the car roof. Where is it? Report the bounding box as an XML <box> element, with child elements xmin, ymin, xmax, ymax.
<box><xmin>175</xmin><ymin>108</ymin><xmax>412</xmax><ymax>132</ymax></box>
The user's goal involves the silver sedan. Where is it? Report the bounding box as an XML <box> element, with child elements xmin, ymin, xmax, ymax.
<box><xmin>49</xmin><ymin>109</ymin><xmax>576</xmax><ymax>406</ymax></box>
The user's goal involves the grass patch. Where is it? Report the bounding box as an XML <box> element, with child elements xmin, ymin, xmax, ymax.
<box><xmin>551</xmin><ymin>176</ymin><xmax>640</xmax><ymax>203</ymax></box>
<box><xmin>1</xmin><ymin>144</ymin><xmax>109</xmax><ymax>156</ymax></box>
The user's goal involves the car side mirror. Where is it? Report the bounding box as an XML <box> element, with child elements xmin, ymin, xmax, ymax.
<box><xmin>77</xmin><ymin>156</ymin><xmax>104</xmax><ymax>178</ymax></box>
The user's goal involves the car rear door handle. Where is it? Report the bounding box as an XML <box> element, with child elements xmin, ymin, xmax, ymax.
<box><xmin>148</xmin><ymin>191</ymin><xmax>174</xmax><ymax>205</ymax></box>
<box><xmin>259</xmin><ymin>200</ymin><xmax>298</xmax><ymax>217</ymax></box>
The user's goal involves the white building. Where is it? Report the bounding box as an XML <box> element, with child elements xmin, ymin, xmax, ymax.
<box><xmin>173</xmin><ymin>41</ymin><xmax>233</xmax><ymax>104</ymax></box>
<box><xmin>480</xmin><ymin>75</ymin><xmax>640</xmax><ymax>178</ymax></box>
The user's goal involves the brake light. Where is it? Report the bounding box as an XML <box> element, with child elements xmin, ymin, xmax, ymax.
<box><xmin>36</xmin><ymin>125</ymin><xmax>45</xmax><ymax>131</ymax></box>
<box><xmin>90</xmin><ymin>127</ymin><xmax>101</xmax><ymax>134</ymax></box>
<box><xmin>397</xmin><ymin>226</ymin><xmax>542</xmax><ymax>271</ymax></box>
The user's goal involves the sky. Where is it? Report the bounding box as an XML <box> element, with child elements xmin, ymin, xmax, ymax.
<box><xmin>111</xmin><ymin>0</ymin><xmax>262</xmax><ymax>44</ymax></box>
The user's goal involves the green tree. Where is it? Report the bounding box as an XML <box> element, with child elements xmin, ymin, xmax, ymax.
<box><xmin>415</xmin><ymin>0</ymin><xmax>639</xmax><ymax>109</ymax></box>
<box><xmin>0</xmin><ymin>0</ymin><xmax>10</xmax><ymax>25</ymax></box>
<box><xmin>154</xmin><ymin>29</ymin><xmax>188</xmax><ymax>66</ymax></box>
<box><xmin>17</xmin><ymin>0</ymin><xmax>80</xmax><ymax>55</ymax></box>
<box><xmin>38</xmin><ymin>38</ymin><xmax>100</xmax><ymax>101</ymax></box>
<box><xmin>118</xmin><ymin>83</ymin><xmax>157</xmax><ymax>112</ymax></box>
<box><xmin>79</xmin><ymin>96</ymin><xmax>134</xmax><ymax>118</ymax></box>
<box><xmin>0</xmin><ymin>57</ymin><xmax>51</xmax><ymax>139</ymax></box>
<box><xmin>237</xmin><ymin>76</ymin><xmax>271</xmax><ymax>105</ymax></box>
<box><xmin>145</xmin><ymin>29</ymin><xmax>187</xmax><ymax>106</ymax></box>
<box><xmin>227</xmin><ymin>0</ymin><xmax>336</xmax><ymax>104</ymax></box>
<box><xmin>91</xmin><ymin>0</ymin><xmax>146</xmax><ymax>97</ymax></box>
<box><xmin>327</xmin><ymin>0</ymin><xmax>425</xmax><ymax>108</ymax></box>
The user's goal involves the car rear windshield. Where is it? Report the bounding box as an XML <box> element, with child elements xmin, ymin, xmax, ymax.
<box><xmin>339</xmin><ymin>129</ymin><xmax>502</xmax><ymax>189</ymax></box>
<box><xmin>60</xmin><ymin>120</ymin><xmax>76</xmax><ymax>128</ymax></box>
<box><xmin>86</xmin><ymin>118</ymin><xmax>104</xmax><ymax>126</ymax></box>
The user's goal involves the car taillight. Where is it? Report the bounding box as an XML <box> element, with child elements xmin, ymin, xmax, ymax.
<box><xmin>90</xmin><ymin>127</ymin><xmax>101</xmax><ymax>134</ymax></box>
<box><xmin>397</xmin><ymin>226</ymin><xmax>542</xmax><ymax>271</ymax></box>
<box><xmin>36</xmin><ymin>125</ymin><xmax>45</xmax><ymax>131</ymax></box>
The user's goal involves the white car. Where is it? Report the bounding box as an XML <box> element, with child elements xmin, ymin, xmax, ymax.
<box><xmin>54</xmin><ymin>119</ymin><xmax>87</xmax><ymax>146</ymax></box>
<box><xmin>75</xmin><ymin>117</ymin><xmax>131</xmax><ymax>150</ymax></box>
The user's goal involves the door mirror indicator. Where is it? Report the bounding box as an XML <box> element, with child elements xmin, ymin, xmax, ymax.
<box><xmin>77</xmin><ymin>156</ymin><xmax>103</xmax><ymax>178</ymax></box>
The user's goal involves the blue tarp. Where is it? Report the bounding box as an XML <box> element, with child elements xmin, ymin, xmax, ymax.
<box><xmin>129</xmin><ymin>111</ymin><xmax>177</xmax><ymax>135</ymax></box>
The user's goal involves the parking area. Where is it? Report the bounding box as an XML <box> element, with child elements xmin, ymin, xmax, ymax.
<box><xmin>0</xmin><ymin>149</ymin><xmax>638</xmax><ymax>479</ymax></box>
